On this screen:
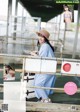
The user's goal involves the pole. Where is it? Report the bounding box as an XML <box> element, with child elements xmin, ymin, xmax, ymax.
<box><xmin>72</xmin><ymin>3</ymin><xmax>80</xmax><ymax>58</ymax></box>
<box><xmin>6</xmin><ymin>0</ymin><xmax>12</xmax><ymax>53</ymax></box>
<box><xmin>13</xmin><ymin>0</ymin><xmax>18</xmax><ymax>40</ymax></box>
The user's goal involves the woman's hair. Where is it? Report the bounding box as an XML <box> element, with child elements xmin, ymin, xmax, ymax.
<box><xmin>37</xmin><ymin>37</ymin><xmax>54</xmax><ymax>52</ymax></box>
<box><xmin>5</xmin><ymin>65</ymin><xmax>14</xmax><ymax>74</ymax></box>
<box><xmin>37</xmin><ymin>40</ymin><xmax>40</xmax><ymax>51</ymax></box>
<box><xmin>44</xmin><ymin>38</ymin><xmax>54</xmax><ymax>52</ymax></box>
<box><xmin>5</xmin><ymin>65</ymin><xmax>13</xmax><ymax>70</ymax></box>
<box><xmin>63</xmin><ymin>5</ymin><xmax>70</xmax><ymax>11</ymax></box>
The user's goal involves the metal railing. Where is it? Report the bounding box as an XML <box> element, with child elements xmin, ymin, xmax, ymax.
<box><xmin>0</xmin><ymin>53</ymin><xmax>80</xmax><ymax>82</ymax></box>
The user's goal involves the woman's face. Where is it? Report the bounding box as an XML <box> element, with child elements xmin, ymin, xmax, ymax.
<box><xmin>64</xmin><ymin>7</ymin><xmax>68</xmax><ymax>11</ymax></box>
<box><xmin>38</xmin><ymin>34</ymin><xmax>45</xmax><ymax>44</ymax></box>
<box><xmin>5</xmin><ymin>67</ymin><xmax>9</xmax><ymax>71</ymax></box>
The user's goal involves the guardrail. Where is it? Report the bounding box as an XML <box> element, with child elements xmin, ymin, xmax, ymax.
<box><xmin>0</xmin><ymin>53</ymin><xmax>80</xmax><ymax>75</ymax></box>
<box><xmin>0</xmin><ymin>36</ymin><xmax>63</xmax><ymax>57</ymax></box>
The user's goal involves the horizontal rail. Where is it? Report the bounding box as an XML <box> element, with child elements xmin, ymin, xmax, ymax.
<box><xmin>0</xmin><ymin>84</ymin><xmax>3</xmax><ymax>87</ymax></box>
<box><xmin>27</xmin><ymin>86</ymin><xmax>80</xmax><ymax>93</ymax></box>
<box><xmin>0</xmin><ymin>53</ymin><xmax>80</xmax><ymax>62</ymax></box>
<box><xmin>0</xmin><ymin>68</ymin><xmax>23</xmax><ymax>73</ymax></box>
<box><xmin>1</xmin><ymin>36</ymin><xmax>60</xmax><ymax>42</ymax></box>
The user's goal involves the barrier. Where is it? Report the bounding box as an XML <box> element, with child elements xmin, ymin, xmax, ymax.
<box><xmin>25</xmin><ymin>58</ymin><xmax>57</xmax><ymax>73</ymax></box>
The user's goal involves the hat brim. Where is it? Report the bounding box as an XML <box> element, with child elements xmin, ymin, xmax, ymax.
<box><xmin>36</xmin><ymin>31</ymin><xmax>40</xmax><ymax>35</ymax></box>
<box><xmin>36</xmin><ymin>32</ymin><xmax>40</xmax><ymax>39</ymax></box>
<box><xmin>36</xmin><ymin>31</ymin><xmax>48</xmax><ymax>39</ymax></box>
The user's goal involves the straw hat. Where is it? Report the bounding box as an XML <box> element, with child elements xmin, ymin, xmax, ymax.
<box><xmin>36</xmin><ymin>29</ymin><xmax>50</xmax><ymax>39</ymax></box>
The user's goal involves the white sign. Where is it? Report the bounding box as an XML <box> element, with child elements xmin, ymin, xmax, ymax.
<box><xmin>25</xmin><ymin>58</ymin><xmax>57</xmax><ymax>73</ymax></box>
<box><xmin>41</xmin><ymin>59</ymin><xmax>57</xmax><ymax>73</ymax></box>
<box><xmin>61</xmin><ymin>61</ymin><xmax>80</xmax><ymax>74</ymax></box>
<box><xmin>25</xmin><ymin>58</ymin><xmax>41</xmax><ymax>72</ymax></box>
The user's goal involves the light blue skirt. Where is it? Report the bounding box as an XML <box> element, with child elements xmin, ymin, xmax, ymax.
<box><xmin>34</xmin><ymin>74</ymin><xmax>56</xmax><ymax>99</ymax></box>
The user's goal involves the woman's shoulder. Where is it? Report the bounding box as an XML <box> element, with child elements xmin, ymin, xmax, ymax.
<box><xmin>40</xmin><ymin>43</ymin><xmax>49</xmax><ymax>53</ymax></box>
<box><xmin>42</xmin><ymin>43</ymin><xmax>50</xmax><ymax>49</ymax></box>
<box><xmin>43</xmin><ymin>43</ymin><xmax>49</xmax><ymax>47</ymax></box>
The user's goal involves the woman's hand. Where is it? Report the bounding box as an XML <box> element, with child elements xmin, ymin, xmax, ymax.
<box><xmin>30</xmin><ymin>51</ymin><xmax>38</xmax><ymax>56</ymax></box>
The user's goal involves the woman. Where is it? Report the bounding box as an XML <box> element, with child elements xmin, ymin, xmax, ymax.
<box><xmin>31</xmin><ymin>29</ymin><xmax>56</xmax><ymax>103</ymax></box>
<box><xmin>63</xmin><ymin>5</ymin><xmax>72</xmax><ymax>23</ymax></box>
<box><xmin>63</xmin><ymin>5</ymin><xmax>72</xmax><ymax>30</ymax></box>
<box><xmin>4</xmin><ymin>65</ymin><xmax>15</xmax><ymax>80</ymax></box>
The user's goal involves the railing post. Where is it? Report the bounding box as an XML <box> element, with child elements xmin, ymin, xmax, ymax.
<box><xmin>21</xmin><ymin>58</ymin><xmax>25</xmax><ymax>81</ymax></box>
